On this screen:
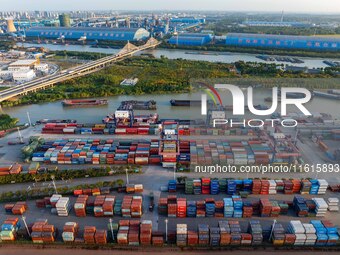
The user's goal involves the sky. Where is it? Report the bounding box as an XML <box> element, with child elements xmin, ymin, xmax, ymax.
<box><xmin>1</xmin><ymin>0</ymin><xmax>340</xmax><ymax>13</ymax></box>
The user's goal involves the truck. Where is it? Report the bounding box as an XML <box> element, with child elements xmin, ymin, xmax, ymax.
<box><xmin>28</xmin><ymin>162</ymin><xmax>40</xmax><ymax>174</ymax></box>
<box><xmin>149</xmin><ymin>192</ymin><xmax>154</xmax><ymax>212</ymax></box>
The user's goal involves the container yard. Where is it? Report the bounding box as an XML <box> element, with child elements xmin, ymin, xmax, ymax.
<box><xmin>0</xmin><ymin>99</ymin><xmax>339</xmax><ymax>255</ymax></box>
<box><xmin>26</xmin><ymin>137</ymin><xmax>301</xmax><ymax>167</ymax></box>
<box><xmin>1</xmin><ymin>186</ymin><xmax>340</xmax><ymax>248</ymax></box>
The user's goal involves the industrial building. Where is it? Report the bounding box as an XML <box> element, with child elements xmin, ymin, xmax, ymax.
<box><xmin>242</xmin><ymin>21</ymin><xmax>313</xmax><ymax>28</ymax></box>
<box><xmin>12</xmin><ymin>69</ymin><xmax>36</xmax><ymax>82</ymax></box>
<box><xmin>25</xmin><ymin>27</ymin><xmax>150</xmax><ymax>41</ymax></box>
<box><xmin>8</xmin><ymin>59</ymin><xmax>38</xmax><ymax>72</ymax></box>
<box><xmin>6</xmin><ymin>19</ymin><xmax>16</xmax><ymax>33</ymax></box>
<box><xmin>225</xmin><ymin>33</ymin><xmax>340</xmax><ymax>51</ymax></box>
<box><xmin>59</xmin><ymin>14</ymin><xmax>71</xmax><ymax>27</ymax></box>
<box><xmin>170</xmin><ymin>17</ymin><xmax>206</xmax><ymax>24</ymax></box>
<box><xmin>0</xmin><ymin>58</ymin><xmax>47</xmax><ymax>83</ymax></box>
<box><xmin>168</xmin><ymin>33</ymin><xmax>212</xmax><ymax>46</ymax></box>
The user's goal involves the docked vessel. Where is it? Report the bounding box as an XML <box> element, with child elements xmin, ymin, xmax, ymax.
<box><xmin>118</xmin><ymin>100</ymin><xmax>156</xmax><ymax>110</ymax></box>
<box><xmin>314</xmin><ymin>91</ymin><xmax>340</xmax><ymax>100</ymax></box>
<box><xmin>170</xmin><ymin>100</ymin><xmax>202</xmax><ymax>106</ymax></box>
<box><xmin>62</xmin><ymin>99</ymin><xmax>108</xmax><ymax>107</ymax></box>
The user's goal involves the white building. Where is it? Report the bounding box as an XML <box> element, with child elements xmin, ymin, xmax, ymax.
<box><xmin>8</xmin><ymin>59</ymin><xmax>37</xmax><ymax>72</ymax></box>
<box><xmin>34</xmin><ymin>63</ymin><xmax>49</xmax><ymax>73</ymax></box>
<box><xmin>13</xmin><ymin>70</ymin><xmax>36</xmax><ymax>82</ymax></box>
<box><xmin>8</xmin><ymin>65</ymin><xmax>31</xmax><ymax>72</ymax></box>
<box><xmin>8</xmin><ymin>50</ymin><xmax>26</xmax><ymax>57</ymax></box>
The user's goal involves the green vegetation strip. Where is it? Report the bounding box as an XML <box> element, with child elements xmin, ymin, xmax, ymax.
<box><xmin>0</xmin><ymin>114</ymin><xmax>19</xmax><ymax>131</ymax></box>
<box><xmin>0</xmin><ymin>180</ymin><xmax>124</xmax><ymax>202</ymax></box>
<box><xmin>0</xmin><ymin>166</ymin><xmax>140</xmax><ymax>185</ymax></box>
<box><xmin>161</xmin><ymin>42</ymin><xmax>340</xmax><ymax>58</ymax></box>
<box><xmin>1</xmin><ymin>56</ymin><xmax>339</xmax><ymax>107</ymax></box>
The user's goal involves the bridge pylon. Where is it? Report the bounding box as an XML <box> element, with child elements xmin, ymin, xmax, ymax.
<box><xmin>145</xmin><ymin>37</ymin><xmax>159</xmax><ymax>46</ymax></box>
<box><xmin>118</xmin><ymin>41</ymin><xmax>139</xmax><ymax>55</ymax></box>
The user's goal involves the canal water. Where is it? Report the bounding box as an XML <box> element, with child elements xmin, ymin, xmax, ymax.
<box><xmin>5</xmin><ymin>43</ymin><xmax>340</xmax><ymax>123</ymax></box>
<box><xmin>3</xmin><ymin>90</ymin><xmax>340</xmax><ymax>124</ymax></box>
<box><xmin>19</xmin><ymin>43</ymin><xmax>339</xmax><ymax>69</ymax></box>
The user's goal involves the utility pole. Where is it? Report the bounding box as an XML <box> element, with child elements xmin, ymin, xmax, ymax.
<box><xmin>165</xmin><ymin>219</ymin><xmax>168</xmax><ymax>243</ymax></box>
<box><xmin>51</xmin><ymin>175</ymin><xmax>58</xmax><ymax>194</ymax></box>
<box><xmin>125</xmin><ymin>168</ymin><xmax>129</xmax><ymax>185</ymax></box>
<box><xmin>109</xmin><ymin>218</ymin><xmax>114</xmax><ymax>242</ymax></box>
<box><xmin>174</xmin><ymin>165</ymin><xmax>176</xmax><ymax>180</ymax></box>
<box><xmin>269</xmin><ymin>219</ymin><xmax>277</xmax><ymax>242</ymax></box>
<box><xmin>27</xmin><ymin>112</ymin><xmax>32</xmax><ymax>127</ymax></box>
<box><xmin>294</xmin><ymin>129</ymin><xmax>299</xmax><ymax>145</ymax></box>
<box><xmin>17</xmin><ymin>127</ymin><xmax>23</xmax><ymax>144</ymax></box>
<box><xmin>22</xmin><ymin>215</ymin><xmax>31</xmax><ymax>237</ymax></box>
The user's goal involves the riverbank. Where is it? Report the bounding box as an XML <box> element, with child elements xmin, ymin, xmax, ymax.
<box><xmin>160</xmin><ymin>41</ymin><xmax>340</xmax><ymax>59</ymax></box>
<box><xmin>0</xmin><ymin>114</ymin><xmax>19</xmax><ymax>131</ymax></box>
<box><xmin>1</xmin><ymin>56</ymin><xmax>339</xmax><ymax>108</ymax></box>
<box><xmin>18</xmin><ymin>42</ymin><xmax>339</xmax><ymax>69</ymax></box>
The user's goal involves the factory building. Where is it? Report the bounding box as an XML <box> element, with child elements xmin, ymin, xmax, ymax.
<box><xmin>6</xmin><ymin>19</ymin><xmax>17</xmax><ymax>33</ymax></box>
<box><xmin>170</xmin><ymin>17</ymin><xmax>206</xmax><ymax>24</ymax></box>
<box><xmin>8</xmin><ymin>59</ymin><xmax>38</xmax><ymax>72</ymax></box>
<box><xmin>34</xmin><ymin>63</ymin><xmax>49</xmax><ymax>73</ymax></box>
<box><xmin>225</xmin><ymin>33</ymin><xmax>340</xmax><ymax>51</ymax></box>
<box><xmin>168</xmin><ymin>33</ymin><xmax>212</xmax><ymax>46</ymax></box>
<box><xmin>59</xmin><ymin>14</ymin><xmax>71</xmax><ymax>27</ymax></box>
<box><xmin>25</xmin><ymin>27</ymin><xmax>150</xmax><ymax>41</ymax></box>
<box><xmin>12</xmin><ymin>70</ymin><xmax>36</xmax><ymax>82</ymax></box>
<box><xmin>242</xmin><ymin>21</ymin><xmax>313</xmax><ymax>28</ymax></box>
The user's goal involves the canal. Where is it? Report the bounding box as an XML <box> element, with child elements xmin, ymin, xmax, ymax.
<box><xmin>19</xmin><ymin>43</ymin><xmax>339</xmax><ymax>69</ymax></box>
<box><xmin>3</xmin><ymin>90</ymin><xmax>340</xmax><ymax>124</ymax></box>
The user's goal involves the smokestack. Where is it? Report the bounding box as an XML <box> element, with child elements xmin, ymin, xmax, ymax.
<box><xmin>7</xmin><ymin>19</ymin><xmax>16</xmax><ymax>33</ymax></box>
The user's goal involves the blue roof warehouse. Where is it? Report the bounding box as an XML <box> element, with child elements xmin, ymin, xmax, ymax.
<box><xmin>225</xmin><ymin>33</ymin><xmax>340</xmax><ymax>51</ymax></box>
<box><xmin>168</xmin><ymin>33</ymin><xmax>212</xmax><ymax>46</ymax></box>
<box><xmin>25</xmin><ymin>27</ymin><xmax>150</xmax><ymax>41</ymax></box>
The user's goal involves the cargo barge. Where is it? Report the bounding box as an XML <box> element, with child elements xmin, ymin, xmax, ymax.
<box><xmin>328</xmin><ymin>89</ymin><xmax>340</xmax><ymax>95</ymax></box>
<box><xmin>185</xmin><ymin>51</ymin><xmax>231</xmax><ymax>56</ymax></box>
<box><xmin>256</xmin><ymin>55</ymin><xmax>304</xmax><ymax>64</ymax></box>
<box><xmin>170</xmin><ymin>99</ymin><xmax>202</xmax><ymax>106</ymax></box>
<box><xmin>314</xmin><ymin>91</ymin><xmax>340</xmax><ymax>100</ymax></box>
<box><xmin>323</xmin><ymin>60</ymin><xmax>340</xmax><ymax>67</ymax></box>
<box><xmin>118</xmin><ymin>100</ymin><xmax>156</xmax><ymax>110</ymax></box>
<box><xmin>62</xmin><ymin>99</ymin><xmax>108</xmax><ymax>107</ymax></box>
<box><xmin>170</xmin><ymin>100</ymin><xmax>266</xmax><ymax>111</ymax></box>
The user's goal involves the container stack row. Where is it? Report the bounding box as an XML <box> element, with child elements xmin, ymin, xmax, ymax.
<box><xmin>4</xmin><ymin>201</ymin><xmax>28</xmax><ymax>215</ymax></box>
<box><xmin>180</xmin><ymin>178</ymin><xmax>329</xmax><ymax>195</ymax></box>
<box><xmin>0</xmin><ymin>164</ymin><xmax>22</xmax><ymax>176</ymax></box>
<box><xmin>158</xmin><ymin>195</ymin><xmax>333</xmax><ymax>218</ymax></box>
<box><xmin>41</xmin><ymin>123</ymin><xmax>160</xmax><ymax>136</ymax></box>
<box><xmin>31</xmin><ymin>219</ymin><xmax>56</xmax><ymax>243</ymax></box>
<box><xmin>32</xmin><ymin>139</ymin><xmax>161</xmax><ymax>165</ymax></box>
<box><xmin>35</xmin><ymin>195</ymin><xmax>143</xmax><ymax>218</ymax></box>
<box><xmin>0</xmin><ymin>217</ymin><xmax>21</xmax><ymax>241</ymax></box>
